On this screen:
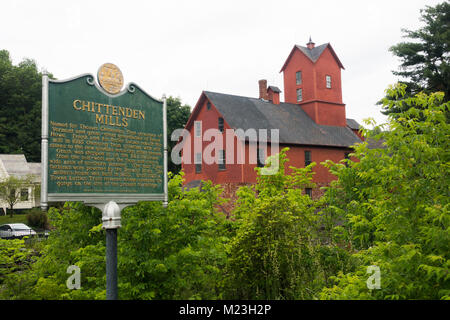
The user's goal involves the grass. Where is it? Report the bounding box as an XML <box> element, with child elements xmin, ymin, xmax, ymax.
<box><xmin>0</xmin><ymin>213</ymin><xmax>28</xmax><ymax>225</ymax></box>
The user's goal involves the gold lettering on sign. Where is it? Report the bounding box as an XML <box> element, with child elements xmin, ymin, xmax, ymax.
<box><xmin>48</xmin><ymin>122</ymin><xmax>163</xmax><ymax>193</ymax></box>
<box><xmin>72</xmin><ymin>99</ymin><xmax>145</xmax><ymax>128</ymax></box>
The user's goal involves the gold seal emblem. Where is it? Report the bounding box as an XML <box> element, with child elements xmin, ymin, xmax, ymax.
<box><xmin>97</xmin><ymin>63</ymin><xmax>124</xmax><ymax>94</ymax></box>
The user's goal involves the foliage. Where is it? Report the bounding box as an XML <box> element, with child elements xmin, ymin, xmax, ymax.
<box><xmin>0</xmin><ymin>202</ymin><xmax>104</xmax><ymax>299</ymax></box>
<box><xmin>166</xmin><ymin>96</ymin><xmax>191</xmax><ymax>175</ymax></box>
<box><xmin>223</xmin><ymin>149</ymin><xmax>353</xmax><ymax>299</ymax></box>
<box><xmin>383</xmin><ymin>1</ymin><xmax>450</xmax><ymax>116</ymax></box>
<box><xmin>25</xmin><ymin>208</ymin><xmax>49</xmax><ymax>230</ymax></box>
<box><xmin>116</xmin><ymin>173</ymin><xmax>230</xmax><ymax>299</ymax></box>
<box><xmin>0</xmin><ymin>173</ymin><xmax>231</xmax><ymax>300</ymax></box>
<box><xmin>0</xmin><ymin>50</ymin><xmax>49</xmax><ymax>162</ymax></box>
<box><xmin>320</xmin><ymin>84</ymin><xmax>450</xmax><ymax>299</ymax></box>
<box><xmin>0</xmin><ymin>175</ymin><xmax>35</xmax><ymax>216</ymax></box>
<box><xmin>0</xmin><ymin>238</ymin><xmax>36</xmax><ymax>281</ymax></box>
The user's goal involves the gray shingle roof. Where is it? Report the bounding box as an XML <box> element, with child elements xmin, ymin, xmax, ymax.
<box><xmin>295</xmin><ymin>43</ymin><xmax>328</xmax><ymax>63</ymax></box>
<box><xmin>203</xmin><ymin>91</ymin><xmax>362</xmax><ymax>148</ymax></box>
<box><xmin>280</xmin><ymin>43</ymin><xmax>345</xmax><ymax>72</ymax></box>
<box><xmin>346</xmin><ymin>118</ymin><xmax>361</xmax><ymax>130</ymax></box>
<box><xmin>268</xmin><ymin>86</ymin><xmax>281</xmax><ymax>93</ymax></box>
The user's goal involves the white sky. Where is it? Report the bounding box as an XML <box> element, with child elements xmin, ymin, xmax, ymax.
<box><xmin>0</xmin><ymin>0</ymin><xmax>443</xmax><ymax>127</ymax></box>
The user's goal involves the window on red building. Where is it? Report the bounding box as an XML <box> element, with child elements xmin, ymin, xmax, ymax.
<box><xmin>296</xmin><ymin>71</ymin><xmax>302</xmax><ymax>85</ymax></box>
<box><xmin>305</xmin><ymin>188</ymin><xmax>312</xmax><ymax>198</ymax></box>
<box><xmin>195</xmin><ymin>152</ymin><xmax>202</xmax><ymax>173</ymax></box>
<box><xmin>296</xmin><ymin>88</ymin><xmax>303</xmax><ymax>102</ymax></box>
<box><xmin>305</xmin><ymin>150</ymin><xmax>311</xmax><ymax>166</ymax></box>
<box><xmin>326</xmin><ymin>75</ymin><xmax>332</xmax><ymax>88</ymax></box>
<box><xmin>218</xmin><ymin>150</ymin><xmax>226</xmax><ymax>170</ymax></box>
<box><xmin>344</xmin><ymin>152</ymin><xmax>350</xmax><ymax>167</ymax></box>
<box><xmin>218</xmin><ymin>117</ymin><xmax>224</xmax><ymax>133</ymax></box>
<box><xmin>195</xmin><ymin>121</ymin><xmax>202</xmax><ymax>137</ymax></box>
<box><xmin>257</xmin><ymin>148</ymin><xmax>265</xmax><ymax>168</ymax></box>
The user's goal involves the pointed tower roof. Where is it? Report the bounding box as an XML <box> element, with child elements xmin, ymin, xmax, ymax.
<box><xmin>306</xmin><ymin>36</ymin><xmax>315</xmax><ymax>49</ymax></box>
<box><xmin>280</xmin><ymin>42</ymin><xmax>345</xmax><ymax>72</ymax></box>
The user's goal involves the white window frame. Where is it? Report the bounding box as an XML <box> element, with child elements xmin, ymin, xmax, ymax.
<box><xmin>195</xmin><ymin>152</ymin><xmax>202</xmax><ymax>173</ymax></box>
<box><xmin>296</xmin><ymin>71</ymin><xmax>302</xmax><ymax>85</ymax></box>
<box><xmin>296</xmin><ymin>88</ymin><xmax>303</xmax><ymax>102</ymax></box>
<box><xmin>20</xmin><ymin>188</ymin><xmax>29</xmax><ymax>201</ymax></box>
<box><xmin>194</xmin><ymin>121</ymin><xmax>202</xmax><ymax>137</ymax></box>
<box><xmin>218</xmin><ymin>150</ymin><xmax>226</xmax><ymax>170</ymax></box>
<box><xmin>195</xmin><ymin>152</ymin><xmax>202</xmax><ymax>164</ymax></box>
<box><xmin>326</xmin><ymin>75</ymin><xmax>332</xmax><ymax>88</ymax></box>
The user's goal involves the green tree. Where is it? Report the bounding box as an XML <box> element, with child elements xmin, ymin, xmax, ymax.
<box><xmin>320</xmin><ymin>84</ymin><xmax>450</xmax><ymax>299</ymax></box>
<box><xmin>0</xmin><ymin>175</ymin><xmax>35</xmax><ymax>217</ymax></box>
<box><xmin>166</xmin><ymin>96</ymin><xmax>191</xmax><ymax>174</ymax></box>
<box><xmin>0</xmin><ymin>173</ymin><xmax>231</xmax><ymax>300</ymax></box>
<box><xmin>383</xmin><ymin>1</ymin><xmax>450</xmax><ymax>116</ymax></box>
<box><xmin>0</xmin><ymin>50</ymin><xmax>48</xmax><ymax>162</ymax></box>
<box><xmin>224</xmin><ymin>149</ymin><xmax>353</xmax><ymax>299</ymax></box>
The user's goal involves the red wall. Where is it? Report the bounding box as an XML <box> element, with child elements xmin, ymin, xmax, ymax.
<box><xmin>283</xmin><ymin>45</ymin><xmax>346</xmax><ymax>127</ymax></box>
<box><xmin>283</xmin><ymin>49</ymin><xmax>316</xmax><ymax>104</ymax></box>
<box><xmin>314</xmin><ymin>48</ymin><xmax>343</xmax><ymax>103</ymax></box>
<box><xmin>183</xmin><ymin>101</ymin><xmax>353</xmax><ymax>186</ymax></box>
<box><xmin>316</xmin><ymin>101</ymin><xmax>346</xmax><ymax>126</ymax></box>
<box><xmin>182</xmin><ymin>97</ymin><xmax>244</xmax><ymax>184</ymax></box>
<box><xmin>240</xmin><ymin>143</ymin><xmax>352</xmax><ymax>185</ymax></box>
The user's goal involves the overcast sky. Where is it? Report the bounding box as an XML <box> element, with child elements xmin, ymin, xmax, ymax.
<box><xmin>0</xmin><ymin>0</ymin><xmax>444</xmax><ymax>126</ymax></box>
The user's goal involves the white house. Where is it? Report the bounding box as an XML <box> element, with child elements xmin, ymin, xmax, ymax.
<box><xmin>0</xmin><ymin>154</ymin><xmax>41</xmax><ymax>213</ymax></box>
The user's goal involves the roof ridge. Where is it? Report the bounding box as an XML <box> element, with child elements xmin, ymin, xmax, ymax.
<box><xmin>204</xmin><ymin>90</ymin><xmax>274</xmax><ymax>102</ymax></box>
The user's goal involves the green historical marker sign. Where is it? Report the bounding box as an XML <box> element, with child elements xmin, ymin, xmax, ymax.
<box><xmin>41</xmin><ymin>65</ymin><xmax>168</xmax><ymax>207</ymax></box>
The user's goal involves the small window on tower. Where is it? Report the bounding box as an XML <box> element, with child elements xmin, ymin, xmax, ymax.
<box><xmin>296</xmin><ymin>88</ymin><xmax>303</xmax><ymax>102</ymax></box>
<box><xmin>207</xmin><ymin>102</ymin><xmax>211</xmax><ymax>110</ymax></box>
<box><xmin>296</xmin><ymin>71</ymin><xmax>302</xmax><ymax>85</ymax></box>
<box><xmin>326</xmin><ymin>75</ymin><xmax>332</xmax><ymax>88</ymax></box>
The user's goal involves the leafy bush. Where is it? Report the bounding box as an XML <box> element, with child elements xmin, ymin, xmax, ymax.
<box><xmin>223</xmin><ymin>149</ymin><xmax>350</xmax><ymax>299</ymax></box>
<box><xmin>25</xmin><ymin>208</ymin><xmax>49</xmax><ymax>230</ymax></box>
<box><xmin>0</xmin><ymin>173</ymin><xmax>231</xmax><ymax>300</ymax></box>
<box><xmin>320</xmin><ymin>84</ymin><xmax>450</xmax><ymax>299</ymax></box>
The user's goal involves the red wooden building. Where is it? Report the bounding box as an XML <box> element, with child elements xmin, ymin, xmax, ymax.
<box><xmin>179</xmin><ymin>39</ymin><xmax>363</xmax><ymax>199</ymax></box>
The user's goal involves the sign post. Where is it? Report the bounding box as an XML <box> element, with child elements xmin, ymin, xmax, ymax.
<box><xmin>102</xmin><ymin>200</ymin><xmax>121</xmax><ymax>300</ymax></box>
<box><xmin>41</xmin><ymin>64</ymin><xmax>167</xmax><ymax>299</ymax></box>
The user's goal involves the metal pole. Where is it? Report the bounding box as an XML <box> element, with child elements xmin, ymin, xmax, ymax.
<box><xmin>106</xmin><ymin>228</ymin><xmax>118</xmax><ymax>300</ymax></box>
<box><xmin>102</xmin><ymin>201</ymin><xmax>121</xmax><ymax>300</ymax></box>
<box><xmin>162</xmin><ymin>95</ymin><xmax>168</xmax><ymax>208</ymax></box>
<box><xmin>41</xmin><ymin>72</ymin><xmax>49</xmax><ymax>211</ymax></box>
